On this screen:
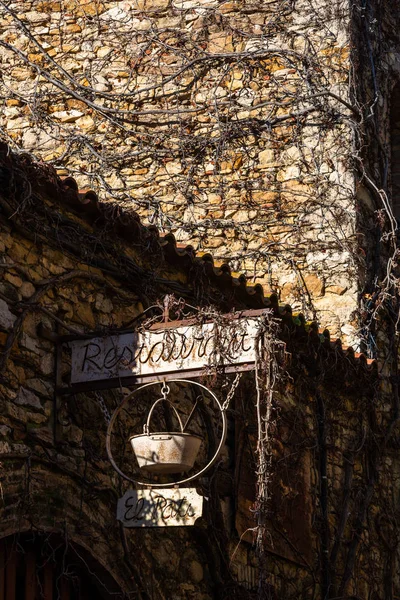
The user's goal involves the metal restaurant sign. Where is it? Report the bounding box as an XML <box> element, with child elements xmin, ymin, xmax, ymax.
<box><xmin>70</xmin><ymin>311</ymin><xmax>265</xmax><ymax>385</ymax></box>
<box><xmin>117</xmin><ymin>488</ymin><xmax>203</xmax><ymax>527</ymax></box>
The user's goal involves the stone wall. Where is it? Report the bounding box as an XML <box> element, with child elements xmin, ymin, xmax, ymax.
<box><xmin>0</xmin><ymin>0</ymin><xmax>362</xmax><ymax>342</ymax></box>
<box><xmin>0</xmin><ymin>156</ymin><xmax>231</xmax><ymax>598</ymax></box>
<box><xmin>347</xmin><ymin>0</ymin><xmax>400</xmax><ymax>363</ymax></box>
<box><xmin>0</xmin><ymin>148</ymin><xmax>398</xmax><ymax>598</ymax></box>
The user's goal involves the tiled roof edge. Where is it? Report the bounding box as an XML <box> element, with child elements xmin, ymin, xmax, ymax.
<box><xmin>0</xmin><ymin>143</ymin><xmax>377</xmax><ymax>375</ymax></box>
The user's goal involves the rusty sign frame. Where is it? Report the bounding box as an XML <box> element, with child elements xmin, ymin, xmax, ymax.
<box><xmin>39</xmin><ymin>308</ymin><xmax>269</xmax><ymax>396</ymax></box>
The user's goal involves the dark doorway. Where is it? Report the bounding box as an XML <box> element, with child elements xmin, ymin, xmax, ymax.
<box><xmin>0</xmin><ymin>533</ymin><xmax>124</xmax><ymax>600</ymax></box>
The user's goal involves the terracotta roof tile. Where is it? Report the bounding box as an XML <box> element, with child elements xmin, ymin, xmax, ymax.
<box><xmin>61</xmin><ymin>174</ymin><xmax>283</xmax><ymax>309</ymax></box>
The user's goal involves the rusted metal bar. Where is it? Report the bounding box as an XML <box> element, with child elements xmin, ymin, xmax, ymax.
<box><xmin>37</xmin><ymin>324</ymin><xmax>61</xmax><ymax>343</ymax></box>
<box><xmin>5</xmin><ymin>543</ymin><xmax>16</xmax><ymax>600</ymax></box>
<box><xmin>60</xmin><ymin>577</ymin><xmax>69</xmax><ymax>600</ymax></box>
<box><xmin>43</xmin><ymin>564</ymin><xmax>53</xmax><ymax>600</ymax></box>
<box><xmin>24</xmin><ymin>552</ymin><xmax>36</xmax><ymax>600</ymax></box>
<box><xmin>38</xmin><ymin>308</ymin><xmax>270</xmax><ymax>343</ymax></box>
<box><xmin>148</xmin><ymin>308</ymin><xmax>270</xmax><ymax>331</ymax></box>
<box><xmin>56</xmin><ymin>363</ymin><xmax>255</xmax><ymax>395</ymax></box>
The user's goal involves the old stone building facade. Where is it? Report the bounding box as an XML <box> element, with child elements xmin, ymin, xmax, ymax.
<box><xmin>0</xmin><ymin>143</ymin><xmax>397</xmax><ymax>600</ymax></box>
<box><xmin>0</xmin><ymin>0</ymin><xmax>378</xmax><ymax>345</ymax></box>
<box><xmin>1</xmin><ymin>0</ymin><xmax>400</xmax><ymax>598</ymax></box>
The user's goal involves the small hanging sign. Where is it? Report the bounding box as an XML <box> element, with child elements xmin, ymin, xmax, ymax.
<box><xmin>117</xmin><ymin>488</ymin><xmax>203</xmax><ymax>527</ymax></box>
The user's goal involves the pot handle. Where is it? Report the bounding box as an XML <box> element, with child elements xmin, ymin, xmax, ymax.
<box><xmin>144</xmin><ymin>398</ymin><xmax>184</xmax><ymax>435</ymax></box>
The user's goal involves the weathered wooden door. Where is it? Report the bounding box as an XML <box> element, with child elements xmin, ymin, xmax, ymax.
<box><xmin>0</xmin><ymin>536</ymin><xmax>119</xmax><ymax>600</ymax></box>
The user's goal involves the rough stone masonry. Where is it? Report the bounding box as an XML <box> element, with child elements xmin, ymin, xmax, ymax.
<box><xmin>0</xmin><ymin>0</ymin><xmax>365</xmax><ymax>344</ymax></box>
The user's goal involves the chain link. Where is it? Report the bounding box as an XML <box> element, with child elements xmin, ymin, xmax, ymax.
<box><xmin>161</xmin><ymin>381</ymin><xmax>170</xmax><ymax>399</ymax></box>
<box><xmin>222</xmin><ymin>372</ymin><xmax>242</xmax><ymax>411</ymax></box>
<box><xmin>95</xmin><ymin>392</ymin><xmax>111</xmax><ymax>425</ymax></box>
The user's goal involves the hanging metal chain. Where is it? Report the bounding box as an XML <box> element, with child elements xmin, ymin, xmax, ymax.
<box><xmin>222</xmin><ymin>372</ymin><xmax>242</xmax><ymax>411</ymax></box>
<box><xmin>161</xmin><ymin>381</ymin><xmax>170</xmax><ymax>400</ymax></box>
<box><xmin>95</xmin><ymin>392</ymin><xmax>111</xmax><ymax>425</ymax></box>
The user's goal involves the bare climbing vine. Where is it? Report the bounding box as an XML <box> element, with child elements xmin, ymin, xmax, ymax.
<box><xmin>254</xmin><ymin>313</ymin><xmax>286</xmax><ymax>598</ymax></box>
<box><xmin>0</xmin><ymin>0</ymin><xmax>400</xmax><ymax>598</ymax></box>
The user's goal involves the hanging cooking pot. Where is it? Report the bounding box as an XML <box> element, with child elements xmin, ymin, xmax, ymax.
<box><xmin>130</xmin><ymin>390</ymin><xmax>202</xmax><ymax>475</ymax></box>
